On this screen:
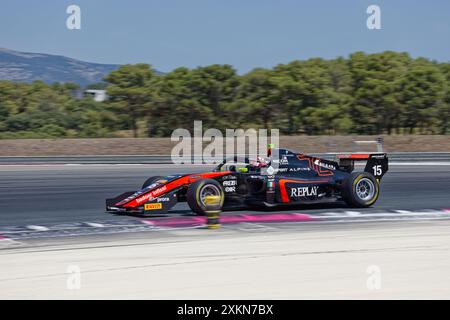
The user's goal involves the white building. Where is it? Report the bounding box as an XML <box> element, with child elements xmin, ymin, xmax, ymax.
<box><xmin>84</xmin><ymin>89</ymin><xmax>108</xmax><ymax>102</ymax></box>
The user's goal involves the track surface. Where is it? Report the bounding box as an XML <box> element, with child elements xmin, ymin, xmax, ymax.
<box><xmin>1</xmin><ymin>164</ymin><xmax>450</xmax><ymax>299</ymax></box>
<box><xmin>0</xmin><ymin>164</ymin><xmax>449</xmax><ymax>226</ymax></box>
<box><xmin>2</xmin><ymin>220</ymin><xmax>450</xmax><ymax>299</ymax></box>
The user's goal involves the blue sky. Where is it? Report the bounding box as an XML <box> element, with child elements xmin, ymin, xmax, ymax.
<box><xmin>1</xmin><ymin>0</ymin><xmax>449</xmax><ymax>73</ymax></box>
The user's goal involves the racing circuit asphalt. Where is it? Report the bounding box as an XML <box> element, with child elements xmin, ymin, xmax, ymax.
<box><xmin>0</xmin><ymin>163</ymin><xmax>449</xmax><ymax>226</ymax></box>
<box><xmin>1</xmin><ymin>163</ymin><xmax>450</xmax><ymax>299</ymax></box>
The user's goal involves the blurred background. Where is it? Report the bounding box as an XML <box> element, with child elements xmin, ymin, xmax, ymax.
<box><xmin>0</xmin><ymin>1</ymin><xmax>448</xmax><ymax>147</ymax></box>
<box><xmin>2</xmin><ymin>2</ymin><xmax>450</xmax><ymax>300</ymax></box>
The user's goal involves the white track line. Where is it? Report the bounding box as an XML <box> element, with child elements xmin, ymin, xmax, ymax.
<box><xmin>85</xmin><ymin>222</ymin><xmax>105</xmax><ymax>228</ymax></box>
<box><xmin>315</xmin><ymin>211</ymin><xmax>449</xmax><ymax>220</ymax></box>
<box><xmin>26</xmin><ymin>225</ymin><xmax>50</xmax><ymax>231</ymax></box>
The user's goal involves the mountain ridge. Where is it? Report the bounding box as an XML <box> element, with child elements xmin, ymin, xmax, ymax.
<box><xmin>0</xmin><ymin>47</ymin><xmax>122</xmax><ymax>87</ymax></box>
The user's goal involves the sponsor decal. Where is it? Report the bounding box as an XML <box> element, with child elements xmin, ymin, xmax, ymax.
<box><xmin>290</xmin><ymin>186</ymin><xmax>319</xmax><ymax>197</ymax></box>
<box><xmin>156</xmin><ymin>197</ymin><xmax>170</xmax><ymax>202</ymax></box>
<box><xmin>145</xmin><ymin>183</ymin><xmax>160</xmax><ymax>190</ymax></box>
<box><xmin>223</xmin><ymin>180</ymin><xmax>237</xmax><ymax>187</ymax></box>
<box><xmin>222</xmin><ymin>175</ymin><xmax>237</xmax><ymax>180</ymax></box>
<box><xmin>371</xmin><ymin>154</ymin><xmax>386</xmax><ymax>159</ymax></box>
<box><xmin>313</xmin><ymin>159</ymin><xmax>336</xmax><ymax>170</ymax></box>
<box><xmin>224</xmin><ymin>186</ymin><xmax>236</xmax><ymax>192</ymax></box>
<box><xmin>143</xmin><ymin>195</ymin><xmax>154</xmax><ymax>203</ymax></box>
<box><xmin>136</xmin><ymin>186</ymin><xmax>167</xmax><ymax>204</ymax></box>
<box><xmin>272</xmin><ymin>156</ymin><xmax>289</xmax><ymax>165</ymax></box>
<box><xmin>278</xmin><ymin>167</ymin><xmax>311</xmax><ymax>172</ymax></box>
<box><xmin>154</xmin><ymin>185</ymin><xmax>168</xmax><ymax>195</ymax></box>
<box><xmin>223</xmin><ymin>180</ymin><xmax>237</xmax><ymax>193</ymax></box>
<box><xmin>266</xmin><ymin>166</ymin><xmax>275</xmax><ymax>175</ymax></box>
<box><xmin>290</xmin><ymin>167</ymin><xmax>311</xmax><ymax>172</ymax></box>
<box><xmin>144</xmin><ymin>203</ymin><xmax>162</xmax><ymax>210</ymax></box>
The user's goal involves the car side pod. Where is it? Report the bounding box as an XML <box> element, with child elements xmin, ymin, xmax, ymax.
<box><xmin>203</xmin><ymin>195</ymin><xmax>222</xmax><ymax>229</ymax></box>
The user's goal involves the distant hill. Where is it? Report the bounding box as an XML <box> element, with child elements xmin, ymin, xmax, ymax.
<box><xmin>0</xmin><ymin>48</ymin><xmax>121</xmax><ymax>87</ymax></box>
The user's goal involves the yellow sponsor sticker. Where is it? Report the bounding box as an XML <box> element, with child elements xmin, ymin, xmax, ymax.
<box><xmin>144</xmin><ymin>203</ymin><xmax>162</xmax><ymax>210</ymax></box>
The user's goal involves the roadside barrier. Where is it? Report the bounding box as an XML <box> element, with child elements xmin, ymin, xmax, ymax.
<box><xmin>1</xmin><ymin>152</ymin><xmax>450</xmax><ymax>164</ymax></box>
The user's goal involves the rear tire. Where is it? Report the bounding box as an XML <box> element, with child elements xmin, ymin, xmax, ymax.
<box><xmin>142</xmin><ymin>176</ymin><xmax>163</xmax><ymax>189</ymax></box>
<box><xmin>342</xmin><ymin>172</ymin><xmax>379</xmax><ymax>208</ymax></box>
<box><xmin>187</xmin><ymin>179</ymin><xmax>224</xmax><ymax>216</ymax></box>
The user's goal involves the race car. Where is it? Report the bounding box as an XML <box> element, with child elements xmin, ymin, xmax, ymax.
<box><xmin>106</xmin><ymin>147</ymin><xmax>388</xmax><ymax>216</ymax></box>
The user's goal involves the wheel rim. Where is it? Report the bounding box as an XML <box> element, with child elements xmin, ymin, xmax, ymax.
<box><xmin>199</xmin><ymin>184</ymin><xmax>221</xmax><ymax>207</ymax></box>
<box><xmin>355</xmin><ymin>178</ymin><xmax>375</xmax><ymax>201</ymax></box>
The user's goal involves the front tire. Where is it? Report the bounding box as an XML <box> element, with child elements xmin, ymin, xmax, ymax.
<box><xmin>186</xmin><ymin>179</ymin><xmax>224</xmax><ymax>216</ymax></box>
<box><xmin>342</xmin><ymin>172</ymin><xmax>379</xmax><ymax>208</ymax></box>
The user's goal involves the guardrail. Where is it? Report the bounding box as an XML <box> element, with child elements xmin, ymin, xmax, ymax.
<box><xmin>1</xmin><ymin>152</ymin><xmax>450</xmax><ymax>164</ymax></box>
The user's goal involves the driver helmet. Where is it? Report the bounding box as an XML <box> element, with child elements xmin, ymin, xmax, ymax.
<box><xmin>250</xmin><ymin>156</ymin><xmax>269</xmax><ymax>168</ymax></box>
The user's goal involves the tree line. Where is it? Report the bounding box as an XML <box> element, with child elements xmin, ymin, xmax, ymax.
<box><xmin>0</xmin><ymin>51</ymin><xmax>449</xmax><ymax>138</ymax></box>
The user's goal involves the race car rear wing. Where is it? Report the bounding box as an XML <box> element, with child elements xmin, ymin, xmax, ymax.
<box><xmin>336</xmin><ymin>153</ymin><xmax>388</xmax><ymax>179</ymax></box>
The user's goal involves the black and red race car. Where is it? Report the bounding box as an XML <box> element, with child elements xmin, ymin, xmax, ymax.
<box><xmin>106</xmin><ymin>147</ymin><xmax>388</xmax><ymax>216</ymax></box>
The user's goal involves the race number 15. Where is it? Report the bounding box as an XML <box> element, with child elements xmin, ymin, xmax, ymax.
<box><xmin>372</xmin><ymin>165</ymin><xmax>382</xmax><ymax>176</ymax></box>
